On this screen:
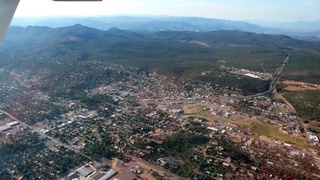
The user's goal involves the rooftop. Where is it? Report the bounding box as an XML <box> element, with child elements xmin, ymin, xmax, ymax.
<box><xmin>98</xmin><ymin>169</ymin><xmax>117</xmax><ymax>180</ymax></box>
<box><xmin>76</xmin><ymin>166</ymin><xmax>93</xmax><ymax>177</ymax></box>
<box><xmin>0</xmin><ymin>125</ymin><xmax>12</xmax><ymax>132</ymax></box>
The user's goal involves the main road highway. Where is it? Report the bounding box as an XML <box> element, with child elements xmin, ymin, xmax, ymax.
<box><xmin>240</xmin><ymin>54</ymin><xmax>289</xmax><ymax>99</ymax></box>
<box><xmin>268</xmin><ymin>54</ymin><xmax>289</xmax><ymax>93</ymax></box>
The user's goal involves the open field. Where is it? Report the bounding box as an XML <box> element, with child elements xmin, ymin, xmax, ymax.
<box><xmin>251</xmin><ymin>121</ymin><xmax>308</xmax><ymax>147</ymax></box>
<box><xmin>182</xmin><ymin>104</ymin><xmax>230</xmax><ymax>122</ymax></box>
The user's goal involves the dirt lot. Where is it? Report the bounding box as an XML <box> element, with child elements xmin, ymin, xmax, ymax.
<box><xmin>183</xmin><ymin>104</ymin><xmax>203</xmax><ymax>115</ymax></box>
<box><xmin>112</xmin><ymin>157</ymin><xmax>183</xmax><ymax>180</ymax></box>
<box><xmin>282</xmin><ymin>80</ymin><xmax>320</xmax><ymax>91</ymax></box>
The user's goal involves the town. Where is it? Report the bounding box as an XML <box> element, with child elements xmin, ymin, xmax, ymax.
<box><xmin>0</xmin><ymin>61</ymin><xmax>319</xmax><ymax>179</ymax></box>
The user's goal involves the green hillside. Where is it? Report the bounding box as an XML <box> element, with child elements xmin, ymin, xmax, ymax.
<box><xmin>1</xmin><ymin>25</ymin><xmax>320</xmax><ymax>83</ymax></box>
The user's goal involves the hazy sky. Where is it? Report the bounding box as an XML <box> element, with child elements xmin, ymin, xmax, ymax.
<box><xmin>14</xmin><ymin>0</ymin><xmax>320</xmax><ymax>21</ymax></box>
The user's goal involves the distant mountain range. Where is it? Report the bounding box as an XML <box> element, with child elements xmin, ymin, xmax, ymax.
<box><xmin>3</xmin><ymin>24</ymin><xmax>320</xmax><ymax>63</ymax></box>
<box><xmin>11</xmin><ymin>16</ymin><xmax>320</xmax><ymax>41</ymax></box>
<box><xmin>4</xmin><ymin>24</ymin><xmax>319</xmax><ymax>51</ymax></box>
<box><xmin>1</xmin><ymin>24</ymin><xmax>320</xmax><ymax>84</ymax></box>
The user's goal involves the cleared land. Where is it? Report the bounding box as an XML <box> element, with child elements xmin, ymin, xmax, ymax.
<box><xmin>282</xmin><ymin>80</ymin><xmax>320</xmax><ymax>91</ymax></box>
<box><xmin>251</xmin><ymin>121</ymin><xmax>308</xmax><ymax>148</ymax></box>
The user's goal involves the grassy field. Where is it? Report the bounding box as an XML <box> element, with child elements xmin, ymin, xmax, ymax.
<box><xmin>251</xmin><ymin>121</ymin><xmax>308</xmax><ymax>147</ymax></box>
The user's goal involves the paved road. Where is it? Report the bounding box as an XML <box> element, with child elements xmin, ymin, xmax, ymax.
<box><xmin>238</xmin><ymin>54</ymin><xmax>289</xmax><ymax>99</ymax></box>
<box><xmin>268</xmin><ymin>55</ymin><xmax>289</xmax><ymax>92</ymax></box>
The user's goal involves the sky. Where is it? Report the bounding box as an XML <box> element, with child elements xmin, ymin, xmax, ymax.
<box><xmin>14</xmin><ymin>0</ymin><xmax>320</xmax><ymax>21</ymax></box>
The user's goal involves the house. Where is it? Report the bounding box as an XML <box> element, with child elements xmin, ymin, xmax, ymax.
<box><xmin>207</xmin><ymin>127</ymin><xmax>218</xmax><ymax>132</ymax></box>
<box><xmin>157</xmin><ymin>157</ymin><xmax>179</xmax><ymax>166</ymax></box>
<box><xmin>169</xmin><ymin>109</ymin><xmax>183</xmax><ymax>114</ymax></box>
<box><xmin>222</xmin><ymin>162</ymin><xmax>230</xmax><ymax>167</ymax></box>
<box><xmin>307</xmin><ymin>132</ymin><xmax>319</xmax><ymax>142</ymax></box>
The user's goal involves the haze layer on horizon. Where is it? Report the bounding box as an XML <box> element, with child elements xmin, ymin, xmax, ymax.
<box><xmin>14</xmin><ymin>0</ymin><xmax>320</xmax><ymax>22</ymax></box>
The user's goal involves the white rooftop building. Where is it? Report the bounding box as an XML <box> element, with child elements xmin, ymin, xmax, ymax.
<box><xmin>0</xmin><ymin>125</ymin><xmax>12</xmax><ymax>132</ymax></box>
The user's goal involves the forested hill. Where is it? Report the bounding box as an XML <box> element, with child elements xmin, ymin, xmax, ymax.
<box><xmin>4</xmin><ymin>25</ymin><xmax>142</xmax><ymax>46</ymax></box>
<box><xmin>1</xmin><ymin>25</ymin><xmax>320</xmax><ymax>83</ymax></box>
<box><xmin>149</xmin><ymin>30</ymin><xmax>320</xmax><ymax>50</ymax></box>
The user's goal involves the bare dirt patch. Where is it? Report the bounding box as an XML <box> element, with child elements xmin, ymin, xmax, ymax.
<box><xmin>140</xmin><ymin>171</ymin><xmax>157</xmax><ymax>180</ymax></box>
<box><xmin>282</xmin><ymin>80</ymin><xmax>320</xmax><ymax>91</ymax></box>
<box><xmin>129</xmin><ymin>156</ymin><xmax>182</xmax><ymax>180</ymax></box>
<box><xmin>182</xmin><ymin>104</ymin><xmax>202</xmax><ymax>115</ymax></box>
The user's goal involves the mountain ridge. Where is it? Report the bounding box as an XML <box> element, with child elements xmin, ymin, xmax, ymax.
<box><xmin>4</xmin><ymin>25</ymin><xmax>320</xmax><ymax>50</ymax></box>
<box><xmin>11</xmin><ymin>16</ymin><xmax>320</xmax><ymax>32</ymax></box>
<box><xmin>1</xmin><ymin>24</ymin><xmax>320</xmax><ymax>85</ymax></box>
<box><xmin>9</xmin><ymin>16</ymin><xmax>277</xmax><ymax>33</ymax></box>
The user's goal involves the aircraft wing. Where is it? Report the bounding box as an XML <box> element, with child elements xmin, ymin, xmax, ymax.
<box><xmin>0</xmin><ymin>0</ymin><xmax>20</xmax><ymax>45</ymax></box>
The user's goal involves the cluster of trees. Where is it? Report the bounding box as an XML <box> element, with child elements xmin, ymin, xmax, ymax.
<box><xmin>197</xmin><ymin>72</ymin><xmax>269</xmax><ymax>95</ymax></box>
<box><xmin>284</xmin><ymin>91</ymin><xmax>320</xmax><ymax>122</ymax></box>
<box><xmin>0</xmin><ymin>132</ymin><xmax>45</xmax><ymax>153</ymax></box>
<box><xmin>0</xmin><ymin>132</ymin><xmax>46</xmax><ymax>179</ymax></box>
<box><xmin>132</xmin><ymin>120</ymin><xmax>254</xmax><ymax>178</ymax></box>
<box><xmin>41</xmin><ymin>103</ymin><xmax>68</xmax><ymax>120</ymax></box>
<box><xmin>80</xmin><ymin>94</ymin><xmax>116</xmax><ymax>110</ymax></box>
<box><xmin>83</xmin><ymin>134</ymin><xmax>116</xmax><ymax>159</ymax></box>
<box><xmin>162</xmin><ymin>131</ymin><xmax>209</xmax><ymax>158</ymax></box>
<box><xmin>98</xmin><ymin>104</ymin><xmax>115</xmax><ymax>118</ymax></box>
<box><xmin>0</xmin><ymin>131</ymin><xmax>89</xmax><ymax>179</ymax></box>
<box><xmin>39</xmin><ymin>147</ymin><xmax>88</xmax><ymax>176</ymax></box>
<box><xmin>159</xmin><ymin>131</ymin><xmax>210</xmax><ymax>177</ymax></box>
<box><xmin>207</xmin><ymin>136</ymin><xmax>252</xmax><ymax>164</ymax></box>
<box><xmin>282</xmin><ymin>50</ymin><xmax>320</xmax><ymax>84</ymax></box>
<box><xmin>40</xmin><ymin>62</ymin><xmax>128</xmax><ymax>98</ymax></box>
